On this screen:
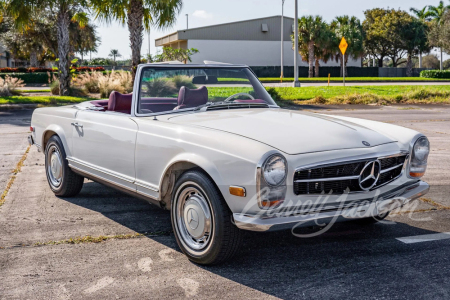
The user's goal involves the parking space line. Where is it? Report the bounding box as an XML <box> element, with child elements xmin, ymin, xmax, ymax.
<box><xmin>396</xmin><ymin>232</ymin><xmax>450</xmax><ymax>244</ymax></box>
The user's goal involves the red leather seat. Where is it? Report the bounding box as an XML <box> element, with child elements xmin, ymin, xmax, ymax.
<box><xmin>108</xmin><ymin>91</ymin><xmax>132</xmax><ymax>114</ymax></box>
<box><xmin>174</xmin><ymin>86</ymin><xmax>208</xmax><ymax>110</ymax></box>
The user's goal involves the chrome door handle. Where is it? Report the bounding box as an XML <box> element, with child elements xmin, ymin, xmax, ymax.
<box><xmin>71</xmin><ymin>122</ymin><xmax>83</xmax><ymax>128</ymax></box>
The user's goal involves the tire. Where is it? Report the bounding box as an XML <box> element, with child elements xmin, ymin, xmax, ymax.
<box><xmin>355</xmin><ymin>211</ymin><xmax>390</xmax><ymax>225</ymax></box>
<box><xmin>45</xmin><ymin>135</ymin><xmax>84</xmax><ymax>197</ymax></box>
<box><xmin>171</xmin><ymin>170</ymin><xmax>243</xmax><ymax>265</ymax></box>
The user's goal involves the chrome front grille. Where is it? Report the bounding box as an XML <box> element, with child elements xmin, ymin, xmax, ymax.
<box><xmin>293</xmin><ymin>154</ymin><xmax>408</xmax><ymax>195</ymax></box>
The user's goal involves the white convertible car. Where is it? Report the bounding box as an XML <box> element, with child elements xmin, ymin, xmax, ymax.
<box><xmin>29</xmin><ymin>64</ymin><xmax>430</xmax><ymax>265</ymax></box>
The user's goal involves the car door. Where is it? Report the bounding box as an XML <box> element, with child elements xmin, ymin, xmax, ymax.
<box><xmin>70</xmin><ymin>110</ymin><xmax>138</xmax><ymax>191</ymax></box>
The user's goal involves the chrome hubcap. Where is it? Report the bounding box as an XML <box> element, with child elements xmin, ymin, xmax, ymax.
<box><xmin>176</xmin><ymin>183</ymin><xmax>212</xmax><ymax>250</ymax></box>
<box><xmin>47</xmin><ymin>145</ymin><xmax>63</xmax><ymax>187</ymax></box>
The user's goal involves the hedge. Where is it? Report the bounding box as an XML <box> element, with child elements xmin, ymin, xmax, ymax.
<box><xmin>420</xmin><ymin>70</ymin><xmax>450</xmax><ymax>79</ymax></box>
<box><xmin>0</xmin><ymin>72</ymin><xmax>52</xmax><ymax>84</ymax></box>
<box><xmin>0</xmin><ymin>70</ymin><xmax>114</xmax><ymax>84</ymax></box>
<box><xmin>0</xmin><ymin>66</ymin><xmax>105</xmax><ymax>74</ymax></box>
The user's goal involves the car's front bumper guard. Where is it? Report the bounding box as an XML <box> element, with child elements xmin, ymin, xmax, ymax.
<box><xmin>233</xmin><ymin>181</ymin><xmax>430</xmax><ymax>232</ymax></box>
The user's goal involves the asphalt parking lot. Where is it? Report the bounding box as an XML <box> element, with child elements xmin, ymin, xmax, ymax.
<box><xmin>1</xmin><ymin>105</ymin><xmax>450</xmax><ymax>299</ymax></box>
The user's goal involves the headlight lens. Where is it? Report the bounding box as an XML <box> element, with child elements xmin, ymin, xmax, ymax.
<box><xmin>263</xmin><ymin>155</ymin><xmax>287</xmax><ymax>186</ymax></box>
<box><xmin>409</xmin><ymin>136</ymin><xmax>430</xmax><ymax>178</ymax></box>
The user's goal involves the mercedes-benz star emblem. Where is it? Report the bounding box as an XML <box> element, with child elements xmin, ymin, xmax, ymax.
<box><xmin>359</xmin><ymin>160</ymin><xmax>381</xmax><ymax>191</ymax></box>
<box><xmin>362</xmin><ymin>141</ymin><xmax>371</xmax><ymax>147</ymax></box>
<box><xmin>187</xmin><ymin>209</ymin><xmax>199</xmax><ymax>230</ymax></box>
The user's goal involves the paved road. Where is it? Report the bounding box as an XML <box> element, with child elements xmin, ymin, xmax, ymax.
<box><xmin>1</xmin><ymin>105</ymin><xmax>450</xmax><ymax>299</ymax></box>
<box><xmin>0</xmin><ymin>110</ymin><xmax>32</xmax><ymax>191</ymax></box>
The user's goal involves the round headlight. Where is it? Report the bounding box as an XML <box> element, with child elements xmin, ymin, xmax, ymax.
<box><xmin>409</xmin><ymin>136</ymin><xmax>430</xmax><ymax>178</ymax></box>
<box><xmin>413</xmin><ymin>136</ymin><xmax>430</xmax><ymax>162</ymax></box>
<box><xmin>263</xmin><ymin>155</ymin><xmax>287</xmax><ymax>186</ymax></box>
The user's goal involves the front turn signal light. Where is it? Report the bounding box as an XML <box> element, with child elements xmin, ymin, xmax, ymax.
<box><xmin>229</xmin><ymin>186</ymin><xmax>246</xmax><ymax>197</ymax></box>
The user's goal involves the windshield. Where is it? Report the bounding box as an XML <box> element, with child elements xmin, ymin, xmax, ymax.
<box><xmin>137</xmin><ymin>66</ymin><xmax>276</xmax><ymax>115</ymax></box>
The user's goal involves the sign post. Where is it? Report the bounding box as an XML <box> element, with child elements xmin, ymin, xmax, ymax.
<box><xmin>339</xmin><ymin>37</ymin><xmax>348</xmax><ymax>87</ymax></box>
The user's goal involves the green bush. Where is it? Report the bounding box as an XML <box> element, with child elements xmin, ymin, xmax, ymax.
<box><xmin>0</xmin><ymin>72</ymin><xmax>53</xmax><ymax>84</ymax></box>
<box><xmin>420</xmin><ymin>70</ymin><xmax>450</xmax><ymax>78</ymax></box>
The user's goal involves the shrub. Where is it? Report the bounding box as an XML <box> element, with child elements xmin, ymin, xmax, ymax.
<box><xmin>97</xmin><ymin>70</ymin><xmax>133</xmax><ymax>98</ymax></box>
<box><xmin>50</xmin><ymin>79</ymin><xmax>60</xmax><ymax>95</ymax></box>
<box><xmin>266</xmin><ymin>87</ymin><xmax>280</xmax><ymax>101</ymax></box>
<box><xmin>73</xmin><ymin>71</ymin><xmax>102</xmax><ymax>93</ymax></box>
<box><xmin>172</xmin><ymin>75</ymin><xmax>196</xmax><ymax>89</ymax></box>
<box><xmin>420</xmin><ymin>70</ymin><xmax>450</xmax><ymax>78</ymax></box>
<box><xmin>73</xmin><ymin>70</ymin><xmax>132</xmax><ymax>97</ymax></box>
<box><xmin>0</xmin><ymin>75</ymin><xmax>25</xmax><ymax>96</ymax></box>
<box><xmin>28</xmin><ymin>67</ymin><xmax>53</xmax><ymax>73</ymax></box>
<box><xmin>142</xmin><ymin>78</ymin><xmax>177</xmax><ymax>97</ymax></box>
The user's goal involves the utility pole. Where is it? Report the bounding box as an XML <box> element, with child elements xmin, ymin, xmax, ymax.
<box><xmin>186</xmin><ymin>14</ymin><xmax>189</xmax><ymax>29</ymax></box>
<box><xmin>293</xmin><ymin>0</ymin><xmax>301</xmax><ymax>87</ymax></box>
<box><xmin>280</xmin><ymin>0</ymin><xmax>285</xmax><ymax>82</ymax></box>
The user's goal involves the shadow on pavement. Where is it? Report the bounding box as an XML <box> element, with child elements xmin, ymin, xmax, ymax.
<box><xmin>60</xmin><ymin>181</ymin><xmax>449</xmax><ymax>299</ymax></box>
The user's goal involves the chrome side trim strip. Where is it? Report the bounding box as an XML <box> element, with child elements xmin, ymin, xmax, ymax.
<box><xmin>69</xmin><ymin>165</ymin><xmax>138</xmax><ymax>194</ymax></box>
<box><xmin>380</xmin><ymin>163</ymin><xmax>404</xmax><ymax>174</ymax></box>
<box><xmin>135</xmin><ymin>180</ymin><xmax>159</xmax><ymax>192</ymax></box>
<box><xmin>294</xmin><ymin>175</ymin><xmax>359</xmax><ymax>183</ymax></box>
<box><xmin>67</xmin><ymin>157</ymin><xmax>135</xmax><ymax>184</ymax></box>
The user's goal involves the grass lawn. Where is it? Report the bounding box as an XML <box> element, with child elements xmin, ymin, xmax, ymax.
<box><xmin>209</xmin><ymin>85</ymin><xmax>450</xmax><ymax>105</ymax></box>
<box><xmin>260</xmin><ymin>77</ymin><xmax>450</xmax><ymax>82</ymax></box>
<box><xmin>218</xmin><ymin>77</ymin><xmax>450</xmax><ymax>82</ymax></box>
<box><xmin>20</xmin><ymin>89</ymin><xmax>52</xmax><ymax>93</ymax></box>
<box><xmin>0</xmin><ymin>95</ymin><xmax>90</xmax><ymax>105</ymax></box>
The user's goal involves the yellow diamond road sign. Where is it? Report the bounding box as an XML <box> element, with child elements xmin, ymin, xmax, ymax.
<box><xmin>339</xmin><ymin>37</ymin><xmax>348</xmax><ymax>55</ymax></box>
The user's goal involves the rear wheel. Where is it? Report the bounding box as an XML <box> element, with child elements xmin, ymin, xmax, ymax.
<box><xmin>45</xmin><ymin>135</ymin><xmax>84</xmax><ymax>197</ymax></box>
<box><xmin>171</xmin><ymin>170</ymin><xmax>243</xmax><ymax>265</ymax></box>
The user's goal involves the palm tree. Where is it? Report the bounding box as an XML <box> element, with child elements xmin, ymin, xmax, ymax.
<box><xmin>410</xmin><ymin>6</ymin><xmax>432</xmax><ymax>68</ymax></box>
<box><xmin>410</xmin><ymin>7</ymin><xmax>432</xmax><ymax>21</ymax></box>
<box><xmin>293</xmin><ymin>16</ymin><xmax>329</xmax><ymax>78</ymax></box>
<box><xmin>91</xmin><ymin>0</ymin><xmax>182</xmax><ymax>81</ymax></box>
<box><xmin>0</xmin><ymin>0</ymin><xmax>89</xmax><ymax>95</ymax></box>
<box><xmin>108</xmin><ymin>49</ymin><xmax>122</xmax><ymax>64</ymax></box>
<box><xmin>331</xmin><ymin>16</ymin><xmax>364</xmax><ymax>77</ymax></box>
<box><xmin>428</xmin><ymin>1</ymin><xmax>450</xmax><ymax>70</ymax></box>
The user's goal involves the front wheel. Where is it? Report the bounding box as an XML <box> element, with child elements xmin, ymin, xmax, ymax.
<box><xmin>45</xmin><ymin>135</ymin><xmax>84</xmax><ymax>197</ymax></box>
<box><xmin>171</xmin><ymin>170</ymin><xmax>243</xmax><ymax>265</ymax></box>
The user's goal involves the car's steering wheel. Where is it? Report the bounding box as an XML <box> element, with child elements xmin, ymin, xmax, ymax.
<box><xmin>224</xmin><ymin>92</ymin><xmax>255</xmax><ymax>102</ymax></box>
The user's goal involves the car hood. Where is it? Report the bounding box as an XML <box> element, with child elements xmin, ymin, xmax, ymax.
<box><xmin>166</xmin><ymin>108</ymin><xmax>396</xmax><ymax>155</ymax></box>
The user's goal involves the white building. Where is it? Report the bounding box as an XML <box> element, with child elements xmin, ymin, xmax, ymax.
<box><xmin>155</xmin><ymin>16</ymin><xmax>361</xmax><ymax>67</ymax></box>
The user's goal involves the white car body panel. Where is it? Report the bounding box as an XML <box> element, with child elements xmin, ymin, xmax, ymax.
<box><xmin>69</xmin><ymin>110</ymin><xmax>138</xmax><ymax>191</ymax></box>
<box><xmin>167</xmin><ymin>109</ymin><xmax>396</xmax><ymax>154</ymax></box>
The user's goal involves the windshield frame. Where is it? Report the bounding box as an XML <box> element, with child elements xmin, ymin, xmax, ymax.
<box><xmin>132</xmin><ymin>64</ymin><xmax>279</xmax><ymax>118</ymax></box>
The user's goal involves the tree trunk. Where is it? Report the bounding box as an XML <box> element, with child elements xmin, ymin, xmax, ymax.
<box><xmin>315</xmin><ymin>58</ymin><xmax>320</xmax><ymax>77</ymax></box>
<box><xmin>128</xmin><ymin>0</ymin><xmax>144</xmax><ymax>82</ymax></box>
<box><xmin>56</xmin><ymin>8</ymin><xmax>71</xmax><ymax>96</ymax></box>
<box><xmin>30</xmin><ymin>50</ymin><xmax>38</xmax><ymax>67</ymax></box>
<box><xmin>406</xmin><ymin>53</ymin><xmax>413</xmax><ymax>77</ymax></box>
<box><xmin>307</xmin><ymin>41</ymin><xmax>314</xmax><ymax>78</ymax></box>
<box><xmin>378</xmin><ymin>56</ymin><xmax>384</xmax><ymax>67</ymax></box>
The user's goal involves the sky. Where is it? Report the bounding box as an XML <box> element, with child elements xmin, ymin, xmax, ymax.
<box><xmin>92</xmin><ymin>0</ymin><xmax>439</xmax><ymax>59</ymax></box>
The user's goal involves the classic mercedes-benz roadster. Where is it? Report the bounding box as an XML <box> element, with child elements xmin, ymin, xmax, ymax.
<box><xmin>29</xmin><ymin>64</ymin><xmax>430</xmax><ymax>264</ymax></box>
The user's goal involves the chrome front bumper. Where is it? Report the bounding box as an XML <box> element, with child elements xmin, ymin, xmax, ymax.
<box><xmin>233</xmin><ymin>181</ymin><xmax>430</xmax><ymax>232</ymax></box>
